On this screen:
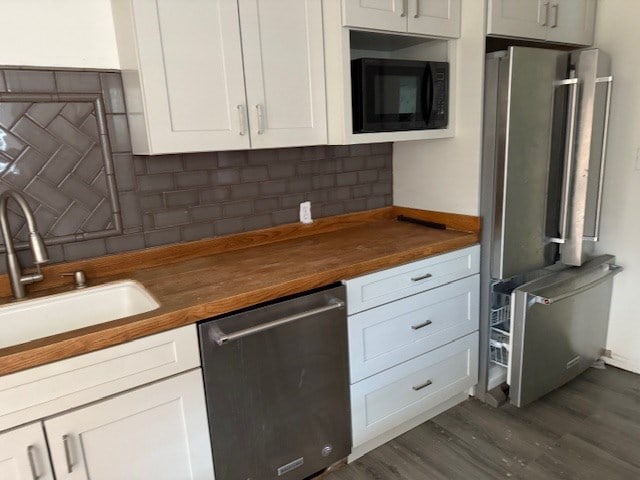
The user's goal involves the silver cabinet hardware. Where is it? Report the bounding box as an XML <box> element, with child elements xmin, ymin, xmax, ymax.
<box><xmin>413</xmin><ymin>0</ymin><xmax>419</xmax><ymax>18</ymax></box>
<box><xmin>550</xmin><ymin>3</ymin><xmax>558</xmax><ymax>27</ymax></box>
<box><xmin>61</xmin><ymin>270</ymin><xmax>87</xmax><ymax>289</ymax></box>
<box><xmin>62</xmin><ymin>434</ymin><xmax>75</xmax><ymax>473</ymax></box>
<box><xmin>27</xmin><ymin>445</ymin><xmax>41</xmax><ymax>480</ymax></box>
<box><xmin>210</xmin><ymin>298</ymin><xmax>345</xmax><ymax>346</ymax></box>
<box><xmin>237</xmin><ymin>105</ymin><xmax>247</xmax><ymax>136</ymax></box>
<box><xmin>398</xmin><ymin>0</ymin><xmax>406</xmax><ymax>17</ymax></box>
<box><xmin>411</xmin><ymin>319</ymin><xmax>433</xmax><ymax>330</ymax></box>
<box><xmin>538</xmin><ymin>2</ymin><xmax>550</xmax><ymax>26</ymax></box>
<box><xmin>412</xmin><ymin>379</ymin><xmax>433</xmax><ymax>391</ymax></box>
<box><xmin>255</xmin><ymin>104</ymin><xmax>265</xmax><ymax>134</ymax></box>
<box><xmin>411</xmin><ymin>273</ymin><xmax>432</xmax><ymax>282</ymax></box>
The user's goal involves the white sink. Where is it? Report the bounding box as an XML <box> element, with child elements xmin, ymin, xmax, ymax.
<box><xmin>0</xmin><ymin>280</ymin><xmax>160</xmax><ymax>349</ymax></box>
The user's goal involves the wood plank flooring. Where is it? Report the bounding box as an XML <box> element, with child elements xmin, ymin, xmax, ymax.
<box><xmin>326</xmin><ymin>366</ymin><xmax>640</xmax><ymax>480</ymax></box>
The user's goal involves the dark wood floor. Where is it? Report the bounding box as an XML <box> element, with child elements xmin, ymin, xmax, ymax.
<box><xmin>327</xmin><ymin>366</ymin><xmax>640</xmax><ymax>480</ymax></box>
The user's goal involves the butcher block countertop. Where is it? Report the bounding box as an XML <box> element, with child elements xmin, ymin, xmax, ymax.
<box><xmin>0</xmin><ymin>206</ymin><xmax>479</xmax><ymax>376</ymax></box>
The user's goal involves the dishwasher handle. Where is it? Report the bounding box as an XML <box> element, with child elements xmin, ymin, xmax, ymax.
<box><xmin>209</xmin><ymin>298</ymin><xmax>345</xmax><ymax>346</ymax></box>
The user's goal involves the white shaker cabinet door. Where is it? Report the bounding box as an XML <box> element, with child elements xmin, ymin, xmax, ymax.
<box><xmin>408</xmin><ymin>0</ymin><xmax>461</xmax><ymax>38</ymax></box>
<box><xmin>0</xmin><ymin>423</ymin><xmax>54</xmax><ymax>480</ymax></box>
<box><xmin>545</xmin><ymin>0</ymin><xmax>596</xmax><ymax>46</ymax></box>
<box><xmin>120</xmin><ymin>0</ymin><xmax>250</xmax><ymax>153</ymax></box>
<box><xmin>342</xmin><ymin>0</ymin><xmax>408</xmax><ymax>32</ymax></box>
<box><xmin>44</xmin><ymin>370</ymin><xmax>214</xmax><ymax>480</ymax></box>
<box><xmin>487</xmin><ymin>0</ymin><xmax>547</xmax><ymax>40</ymax></box>
<box><xmin>239</xmin><ymin>0</ymin><xmax>327</xmax><ymax>148</ymax></box>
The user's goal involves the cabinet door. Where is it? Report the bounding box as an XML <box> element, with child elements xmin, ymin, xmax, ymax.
<box><xmin>408</xmin><ymin>0</ymin><xmax>461</xmax><ymax>37</ymax></box>
<box><xmin>44</xmin><ymin>370</ymin><xmax>214</xmax><ymax>480</ymax></box>
<box><xmin>0</xmin><ymin>423</ymin><xmax>54</xmax><ymax>480</ymax></box>
<box><xmin>487</xmin><ymin>0</ymin><xmax>547</xmax><ymax>40</ymax></box>
<box><xmin>546</xmin><ymin>0</ymin><xmax>596</xmax><ymax>45</ymax></box>
<box><xmin>342</xmin><ymin>0</ymin><xmax>408</xmax><ymax>32</ymax></box>
<box><xmin>239</xmin><ymin>0</ymin><xmax>327</xmax><ymax>148</ymax></box>
<box><xmin>130</xmin><ymin>0</ymin><xmax>249</xmax><ymax>153</ymax></box>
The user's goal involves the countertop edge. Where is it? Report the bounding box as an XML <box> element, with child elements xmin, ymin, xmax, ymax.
<box><xmin>0</xmin><ymin>208</ymin><xmax>479</xmax><ymax>376</ymax></box>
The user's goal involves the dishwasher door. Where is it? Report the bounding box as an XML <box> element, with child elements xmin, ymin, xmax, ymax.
<box><xmin>198</xmin><ymin>285</ymin><xmax>350</xmax><ymax>480</ymax></box>
<box><xmin>509</xmin><ymin>255</ymin><xmax>621</xmax><ymax>407</ymax></box>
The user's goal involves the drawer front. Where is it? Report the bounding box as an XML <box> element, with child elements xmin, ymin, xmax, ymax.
<box><xmin>345</xmin><ymin>245</ymin><xmax>480</xmax><ymax>314</ymax></box>
<box><xmin>351</xmin><ymin>332</ymin><xmax>478</xmax><ymax>447</ymax></box>
<box><xmin>0</xmin><ymin>325</ymin><xmax>200</xmax><ymax>432</ymax></box>
<box><xmin>349</xmin><ymin>274</ymin><xmax>479</xmax><ymax>383</ymax></box>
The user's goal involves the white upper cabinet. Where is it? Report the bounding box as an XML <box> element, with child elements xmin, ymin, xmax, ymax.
<box><xmin>408</xmin><ymin>0</ymin><xmax>462</xmax><ymax>37</ymax></box>
<box><xmin>487</xmin><ymin>0</ymin><xmax>547</xmax><ymax>40</ymax></box>
<box><xmin>238</xmin><ymin>0</ymin><xmax>327</xmax><ymax>149</ymax></box>
<box><xmin>487</xmin><ymin>0</ymin><xmax>596</xmax><ymax>46</ymax></box>
<box><xmin>343</xmin><ymin>0</ymin><xmax>461</xmax><ymax>37</ymax></box>
<box><xmin>112</xmin><ymin>0</ymin><xmax>327</xmax><ymax>154</ymax></box>
<box><xmin>545</xmin><ymin>0</ymin><xmax>597</xmax><ymax>45</ymax></box>
<box><xmin>343</xmin><ymin>0</ymin><xmax>408</xmax><ymax>32</ymax></box>
<box><xmin>44</xmin><ymin>370</ymin><xmax>214</xmax><ymax>480</ymax></box>
<box><xmin>0</xmin><ymin>423</ymin><xmax>54</xmax><ymax>480</ymax></box>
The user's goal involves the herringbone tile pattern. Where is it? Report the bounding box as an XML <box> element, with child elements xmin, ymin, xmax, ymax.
<box><xmin>0</xmin><ymin>100</ymin><xmax>111</xmax><ymax>243</ymax></box>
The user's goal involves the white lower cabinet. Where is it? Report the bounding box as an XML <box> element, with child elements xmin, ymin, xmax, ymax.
<box><xmin>345</xmin><ymin>246</ymin><xmax>480</xmax><ymax>459</ymax></box>
<box><xmin>0</xmin><ymin>326</ymin><xmax>214</xmax><ymax>480</ymax></box>
<box><xmin>44</xmin><ymin>370</ymin><xmax>214</xmax><ymax>480</ymax></box>
<box><xmin>351</xmin><ymin>332</ymin><xmax>478</xmax><ymax>446</ymax></box>
<box><xmin>0</xmin><ymin>371</ymin><xmax>213</xmax><ymax>480</ymax></box>
<box><xmin>0</xmin><ymin>422</ymin><xmax>53</xmax><ymax>480</ymax></box>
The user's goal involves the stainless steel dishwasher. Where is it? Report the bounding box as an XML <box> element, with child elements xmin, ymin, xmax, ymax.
<box><xmin>198</xmin><ymin>285</ymin><xmax>351</xmax><ymax>480</ymax></box>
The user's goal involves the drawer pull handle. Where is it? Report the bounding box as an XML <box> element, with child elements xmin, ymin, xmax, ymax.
<box><xmin>412</xmin><ymin>380</ymin><xmax>433</xmax><ymax>391</ymax></box>
<box><xmin>411</xmin><ymin>319</ymin><xmax>432</xmax><ymax>330</ymax></box>
<box><xmin>63</xmin><ymin>434</ymin><xmax>75</xmax><ymax>473</ymax></box>
<box><xmin>27</xmin><ymin>445</ymin><xmax>41</xmax><ymax>480</ymax></box>
<box><xmin>411</xmin><ymin>273</ymin><xmax>432</xmax><ymax>282</ymax></box>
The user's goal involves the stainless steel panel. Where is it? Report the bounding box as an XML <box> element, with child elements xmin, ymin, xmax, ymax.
<box><xmin>492</xmin><ymin>47</ymin><xmax>568</xmax><ymax>279</ymax></box>
<box><xmin>199</xmin><ymin>285</ymin><xmax>351</xmax><ymax>480</ymax></box>
<box><xmin>509</xmin><ymin>255</ymin><xmax>621</xmax><ymax>407</ymax></box>
<box><xmin>562</xmin><ymin>49</ymin><xmax>612</xmax><ymax>266</ymax></box>
<box><xmin>477</xmin><ymin>51</ymin><xmax>506</xmax><ymax>400</ymax></box>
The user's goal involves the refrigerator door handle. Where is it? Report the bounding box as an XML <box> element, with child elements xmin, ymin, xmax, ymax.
<box><xmin>549</xmin><ymin>78</ymin><xmax>580</xmax><ymax>245</ymax></box>
<box><xmin>533</xmin><ymin>264</ymin><xmax>622</xmax><ymax>305</ymax></box>
<box><xmin>583</xmin><ymin>75</ymin><xmax>614</xmax><ymax>243</ymax></box>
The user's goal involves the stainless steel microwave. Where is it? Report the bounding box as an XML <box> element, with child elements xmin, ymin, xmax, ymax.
<box><xmin>351</xmin><ymin>58</ymin><xmax>449</xmax><ymax>133</ymax></box>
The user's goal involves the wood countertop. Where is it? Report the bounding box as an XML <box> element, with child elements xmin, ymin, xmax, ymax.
<box><xmin>0</xmin><ymin>207</ymin><xmax>479</xmax><ymax>376</ymax></box>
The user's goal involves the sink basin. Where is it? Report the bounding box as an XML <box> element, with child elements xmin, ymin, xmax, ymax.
<box><xmin>0</xmin><ymin>280</ymin><xmax>160</xmax><ymax>349</ymax></box>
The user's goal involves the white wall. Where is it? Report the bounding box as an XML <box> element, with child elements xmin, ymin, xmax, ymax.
<box><xmin>593</xmin><ymin>0</ymin><xmax>640</xmax><ymax>373</ymax></box>
<box><xmin>0</xmin><ymin>0</ymin><xmax>119</xmax><ymax>69</ymax></box>
<box><xmin>392</xmin><ymin>0</ymin><xmax>485</xmax><ymax>216</ymax></box>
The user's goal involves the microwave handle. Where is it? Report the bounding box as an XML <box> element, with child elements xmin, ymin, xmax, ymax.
<box><xmin>422</xmin><ymin>64</ymin><xmax>434</xmax><ymax>124</ymax></box>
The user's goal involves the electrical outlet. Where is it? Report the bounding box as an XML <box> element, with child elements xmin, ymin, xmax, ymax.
<box><xmin>299</xmin><ymin>201</ymin><xmax>313</xmax><ymax>224</ymax></box>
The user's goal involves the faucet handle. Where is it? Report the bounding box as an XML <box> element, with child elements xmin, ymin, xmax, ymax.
<box><xmin>61</xmin><ymin>270</ymin><xmax>87</xmax><ymax>289</ymax></box>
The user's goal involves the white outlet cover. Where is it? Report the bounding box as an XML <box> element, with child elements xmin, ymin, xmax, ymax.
<box><xmin>299</xmin><ymin>201</ymin><xmax>313</xmax><ymax>224</ymax></box>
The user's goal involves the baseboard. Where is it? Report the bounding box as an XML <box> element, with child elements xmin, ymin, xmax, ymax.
<box><xmin>348</xmin><ymin>392</ymin><xmax>469</xmax><ymax>463</ymax></box>
<box><xmin>604</xmin><ymin>353</ymin><xmax>640</xmax><ymax>374</ymax></box>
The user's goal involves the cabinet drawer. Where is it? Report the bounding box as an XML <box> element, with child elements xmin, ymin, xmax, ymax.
<box><xmin>345</xmin><ymin>245</ymin><xmax>479</xmax><ymax>314</ymax></box>
<box><xmin>0</xmin><ymin>325</ymin><xmax>200</xmax><ymax>432</ymax></box>
<box><xmin>351</xmin><ymin>332</ymin><xmax>478</xmax><ymax>447</ymax></box>
<box><xmin>349</xmin><ymin>274</ymin><xmax>479</xmax><ymax>382</ymax></box>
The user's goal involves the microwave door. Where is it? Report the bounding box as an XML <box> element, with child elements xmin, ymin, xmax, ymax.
<box><xmin>509</xmin><ymin>256</ymin><xmax>621</xmax><ymax>407</ymax></box>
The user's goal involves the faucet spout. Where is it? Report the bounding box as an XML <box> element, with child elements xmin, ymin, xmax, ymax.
<box><xmin>0</xmin><ymin>190</ymin><xmax>49</xmax><ymax>299</ymax></box>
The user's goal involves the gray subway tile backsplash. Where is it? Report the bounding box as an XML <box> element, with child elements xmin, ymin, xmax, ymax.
<box><xmin>0</xmin><ymin>66</ymin><xmax>393</xmax><ymax>271</ymax></box>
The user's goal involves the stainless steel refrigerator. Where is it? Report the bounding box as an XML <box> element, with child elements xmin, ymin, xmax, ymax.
<box><xmin>477</xmin><ymin>46</ymin><xmax>622</xmax><ymax>407</ymax></box>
